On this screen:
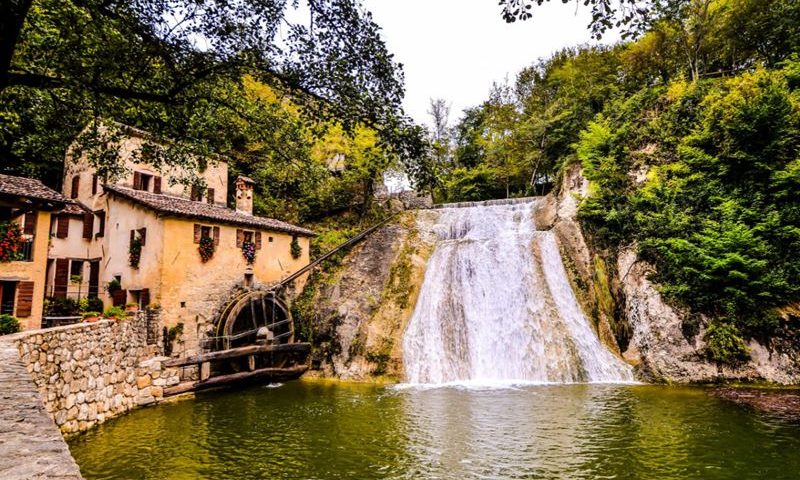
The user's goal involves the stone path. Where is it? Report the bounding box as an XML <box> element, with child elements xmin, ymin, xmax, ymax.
<box><xmin>0</xmin><ymin>339</ymin><xmax>83</xmax><ymax>480</ymax></box>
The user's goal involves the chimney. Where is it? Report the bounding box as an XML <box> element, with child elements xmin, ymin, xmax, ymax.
<box><xmin>234</xmin><ymin>176</ymin><xmax>255</xmax><ymax>215</ymax></box>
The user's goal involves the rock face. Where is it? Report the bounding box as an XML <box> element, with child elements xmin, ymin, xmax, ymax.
<box><xmin>302</xmin><ymin>212</ymin><xmax>435</xmax><ymax>380</ymax></box>
<box><xmin>8</xmin><ymin>313</ymin><xmax>181</xmax><ymax>435</ymax></box>
<box><xmin>619</xmin><ymin>248</ymin><xmax>800</xmax><ymax>383</ymax></box>
<box><xmin>552</xmin><ymin>164</ymin><xmax>800</xmax><ymax>384</ymax></box>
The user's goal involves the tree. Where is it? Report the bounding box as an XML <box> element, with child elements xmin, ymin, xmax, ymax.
<box><xmin>1</xmin><ymin>0</ymin><xmax>423</xmax><ymax>188</ymax></box>
<box><xmin>427</xmin><ymin>98</ymin><xmax>453</xmax><ymax>171</ymax></box>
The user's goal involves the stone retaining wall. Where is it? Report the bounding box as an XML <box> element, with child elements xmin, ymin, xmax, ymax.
<box><xmin>10</xmin><ymin>312</ymin><xmax>180</xmax><ymax>435</ymax></box>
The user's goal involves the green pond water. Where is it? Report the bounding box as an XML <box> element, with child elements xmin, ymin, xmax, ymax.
<box><xmin>68</xmin><ymin>380</ymin><xmax>800</xmax><ymax>479</ymax></box>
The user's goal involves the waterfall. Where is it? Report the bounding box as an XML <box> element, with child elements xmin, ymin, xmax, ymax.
<box><xmin>402</xmin><ymin>200</ymin><xmax>633</xmax><ymax>385</ymax></box>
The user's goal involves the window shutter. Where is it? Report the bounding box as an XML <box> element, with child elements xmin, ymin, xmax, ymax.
<box><xmin>213</xmin><ymin>226</ymin><xmax>220</xmax><ymax>246</ymax></box>
<box><xmin>191</xmin><ymin>185</ymin><xmax>200</xmax><ymax>201</ymax></box>
<box><xmin>23</xmin><ymin>211</ymin><xmax>37</xmax><ymax>235</ymax></box>
<box><xmin>153</xmin><ymin>176</ymin><xmax>162</xmax><ymax>194</ymax></box>
<box><xmin>82</xmin><ymin>212</ymin><xmax>94</xmax><ymax>239</ymax></box>
<box><xmin>206</xmin><ymin>188</ymin><xmax>215</xmax><ymax>204</ymax></box>
<box><xmin>16</xmin><ymin>281</ymin><xmax>35</xmax><ymax>318</ymax></box>
<box><xmin>255</xmin><ymin>232</ymin><xmax>262</xmax><ymax>250</ymax></box>
<box><xmin>236</xmin><ymin>229</ymin><xmax>244</xmax><ymax>248</ymax></box>
<box><xmin>130</xmin><ymin>229</ymin><xmax>135</xmax><ymax>244</ymax></box>
<box><xmin>96</xmin><ymin>211</ymin><xmax>106</xmax><ymax>238</ymax></box>
<box><xmin>56</xmin><ymin>215</ymin><xmax>69</xmax><ymax>238</ymax></box>
<box><xmin>193</xmin><ymin>224</ymin><xmax>201</xmax><ymax>243</ymax></box>
<box><xmin>92</xmin><ymin>174</ymin><xmax>98</xmax><ymax>195</ymax></box>
<box><xmin>133</xmin><ymin>171</ymin><xmax>142</xmax><ymax>190</ymax></box>
<box><xmin>54</xmin><ymin>259</ymin><xmax>69</xmax><ymax>297</ymax></box>
<box><xmin>140</xmin><ymin>288</ymin><xmax>150</xmax><ymax>308</ymax></box>
<box><xmin>70</xmin><ymin>175</ymin><xmax>80</xmax><ymax>199</ymax></box>
<box><xmin>138</xmin><ymin>227</ymin><xmax>147</xmax><ymax>246</ymax></box>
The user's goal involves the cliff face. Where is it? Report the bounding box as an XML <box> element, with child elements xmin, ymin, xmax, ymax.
<box><xmin>299</xmin><ymin>212</ymin><xmax>435</xmax><ymax>380</ymax></box>
<box><xmin>550</xmin><ymin>164</ymin><xmax>800</xmax><ymax>384</ymax></box>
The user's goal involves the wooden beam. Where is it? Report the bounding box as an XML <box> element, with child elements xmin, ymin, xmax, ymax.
<box><xmin>163</xmin><ymin>365</ymin><xmax>309</xmax><ymax>396</ymax></box>
<box><xmin>162</xmin><ymin>342</ymin><xmax>311</xmax><ymax>367</ymax></box>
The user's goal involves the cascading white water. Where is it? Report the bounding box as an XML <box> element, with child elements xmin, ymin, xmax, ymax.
<box><xmin>402</xmin><ymin>200</ymin><xmax>633</xmax><ymax>385</ymax></box>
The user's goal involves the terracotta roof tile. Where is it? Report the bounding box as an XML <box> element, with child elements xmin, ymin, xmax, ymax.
<box><xmin>104</xmin><ymin>184</ymin><xmax>315</xmax><ymax>237</ymax></box>
<box><xmin>0</xmin><ymin>174</ymin><xmax>69</xmax><ymax>206</ymax></box>
<box><xmin>59</xmin><ymin>202</ymin><xmax>92</xmax><ymax>216</ymax></box>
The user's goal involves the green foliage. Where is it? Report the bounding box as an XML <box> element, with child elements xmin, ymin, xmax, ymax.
<box><xmin>0</xmin><ymin>315</ymin><xmax>21</xmax><ymax>335</ymax></box>
<box><xmin>704</xmin><ymin>322</ymin><xmax>750</xmax><ymax>364</ymax></box>
<box><xmin>81</xmin><ymin>311</ymin><xmax>101</xmax><ymax>320</ymax></box>
<box><xmin>43</xmin><ymin>297</ymin><xmax>80</xmax><ymax>317</ymax></box>
<box><xmin>290</xmin><ymin>236</ymin><xmax>302</xmax><ymax>260</ymax></box>
<box><xmin>85</xmin><ymin>297</ymin><xmax>104</xmax><ymax>313</ymax></box>
<box><xmin>106</xmin><ymin>279</ymin><xmax>121</xmax><ymax>294</ymax></box>
<box><xmin>103</xmin><ymin>306</ymin><xmax>126</xmax><ymax>319</ymax></box>
<box><xmin>168</xmin><ymin>323</ymin><xmax>184</xmax><ymax>342</ymax></box>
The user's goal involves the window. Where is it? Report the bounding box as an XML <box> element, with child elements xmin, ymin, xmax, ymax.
<box><xmin>70</xmin><ymin>175</ymin><xmax>80</xmax><ymax>199</ymax></box>
<box><xmin>191</xmin><ymin>185</ymin><xmax>202</xmax><ymax>201</ymax></box>
<box><xmin>207</xmin><ymin>188</ymin><xmax>215</xmax><ymax>204</ymax></box>
<box><xmin>133</xmin><ymin>171</ymin><xmax>153</xmax><ymax>191</ymax></box>
<box><xmin>95</xmin><ymin>211</ymin><xmax>106</xmax><ymax>238</ymax></box>
<box><xmin>243</xmin><ymin>231</ymin><xmax>253</xmax><ymax>243</ymax></box>
<box><xmin>194</xmin><ymin>224</ymin><xmax>220</xmax><ymax>245</ymax></box>
<box><xmin>70</xmin><ymin>260</ymin><xmax>84</xmax><ymax>278</ymax></box>
<box><xmin>92</xmin><ymin>174</ymin><xmax>98</xmax><ymax>195</ymax></box>
<box><xmin>268</xmin><ymin>236</ymin><xmax>273</xmax><ymax>243</ymax></box>
<box><xmin>55</xmin><ymin>215</ymin><xmax>69</xmax><ymax>239</ymax></box>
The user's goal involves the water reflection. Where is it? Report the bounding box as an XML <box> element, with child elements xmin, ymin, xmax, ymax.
<box><xmin>69</xmin><ymin>382</ymin><xmax>800</xmax><ymax>480</ymax></box>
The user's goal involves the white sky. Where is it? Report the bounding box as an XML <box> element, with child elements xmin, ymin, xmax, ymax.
<box><xmin>362</xmin><ymin>0</ymin><xmax>618</xmax><ymax>128</ymax></box>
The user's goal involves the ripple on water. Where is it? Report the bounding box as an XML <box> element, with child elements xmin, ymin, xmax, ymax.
<box><xmin>68</xmin><ymin>382</ymin><xmax>800</xmax><ymax>480</ymax></box>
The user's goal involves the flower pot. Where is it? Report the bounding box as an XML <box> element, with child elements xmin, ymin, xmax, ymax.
<box><xmin>83</xmin><ymin>315</ymin><xmax>99</xmax><ymax>323</ymax></box>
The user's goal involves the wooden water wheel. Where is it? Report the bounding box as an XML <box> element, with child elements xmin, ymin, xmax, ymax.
<box><xmin>214</xmin><ymin>290</ymin><xmax>295</xmax><ymax>368</ymax></box>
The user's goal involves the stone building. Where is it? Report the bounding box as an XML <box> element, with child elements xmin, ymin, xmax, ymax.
<box><xmin>0</xmin><ymin>174</ymin><xmax>68</xmax><ymax>330</ymax></box>
<box><xmin>48</xmin><ymin>124</ymin><xmax>315</xmax><ymax>353</ymax></box>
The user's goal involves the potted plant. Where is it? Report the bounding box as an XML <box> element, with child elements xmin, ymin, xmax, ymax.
<box><xmin>129</xmin><ymin>236</ymin><xmax>142</xmax><ymax>268</ymax></box>
<box><xmin>82</xmin><ymin>311</ymin><xmax>101</xmax><ymax>323</ymax></box>
<box><xmin>198</xmin><ymin>235</ymin><xmax>215</xmax><ymax>262</ymax></box>
<box><xmin>125</xmin><ymin>302</ymin><xmax>139</xmax><ymax>313</ymax></box>
<box><xmin>103</xmin><ymin>306</ymin><xmax>126</xmax><ymax>320</ymax></box>
<box><xmin>70</xmin><ymin>274</ymin><xmax>82</xmax><ymax>285</ymax></box>
<box><xmin>0</xmin><ymin>222</ymin><xmax>25</xmax><ymax>262</ymax></box>
<box><xmin>106</xmin><ymin>278</ymin><xmax>121</xmax><ymax>294</ymax></box>
<box><xmin>242</xmin><ymin>240</ymin><xmax>256</xmax><ymax>264</ymax></box>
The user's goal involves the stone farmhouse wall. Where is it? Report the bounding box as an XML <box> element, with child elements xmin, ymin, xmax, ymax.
<box><xmin>10</xmin><ymin>312</ymin><xmax>180</xmax><ymax>435</ymax></box>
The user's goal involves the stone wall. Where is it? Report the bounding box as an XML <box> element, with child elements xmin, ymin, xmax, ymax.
<box><xmin>10</xmin><ymin>312</ymin><xmax>180</xmax><ymax>435</ymax></box>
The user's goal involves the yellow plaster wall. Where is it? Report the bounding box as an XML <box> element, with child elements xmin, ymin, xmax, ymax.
<box><xmin>158</xmin><ymin>218</ymin><xmax>310</xmax><ymax>354</ymax></box>
<box><xmin>0</xmin><ymin>211</ymin><xmax>52</xmax><ymax>330</ymax></box>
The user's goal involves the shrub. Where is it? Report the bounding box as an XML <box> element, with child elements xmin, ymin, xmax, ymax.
<box><xmin>0</xmin><ymin>314</ymin><xmax>21</xmax><ymax>335</ymax></box>
<box><xmin>704</xmin><ymin>322</ymin><xmax>750</xmax><ymax>365</ymax></box>
<box><xmin>85</xmin><ymin>297</ymin><xmax>104</xmax><ymax>313</ymax></box>
<box><xmin>198</xmin><ymin>235</ymin><xmax>215</xmax><ymax>262</ymax></box>
<box><xmin>43</xmin><ymin>297</ymin><xmax>80</xmax><ymax>316</ymax></box>
<box><xmin>103</xmin><ymin>306</ymin><xmax>125</xmax><ymax>319</ymax></box>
